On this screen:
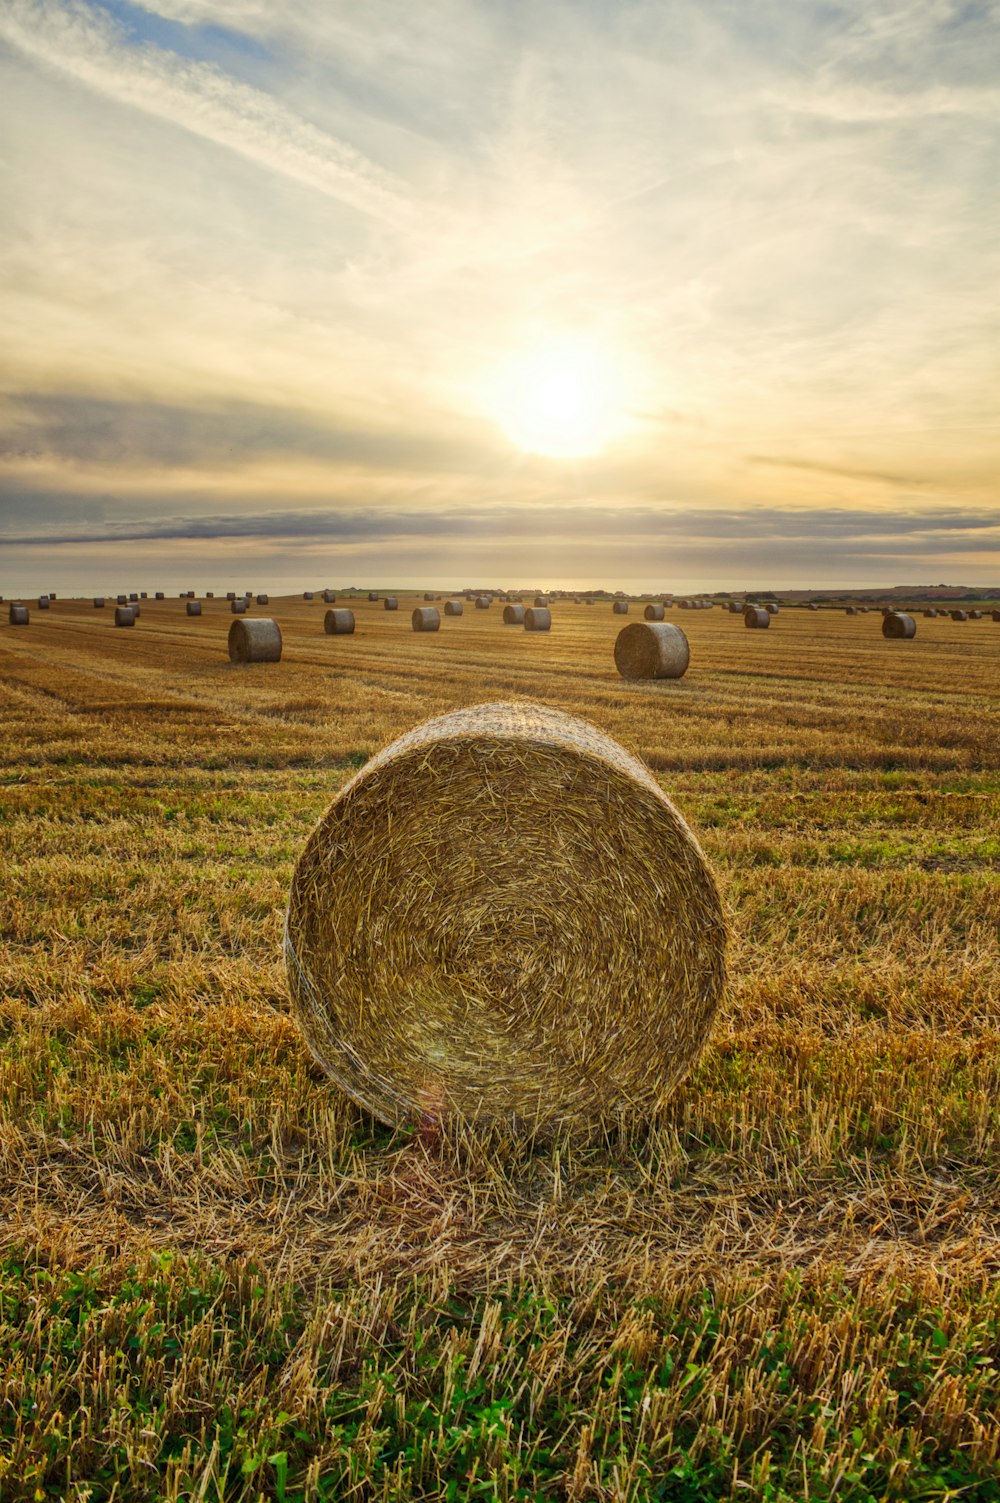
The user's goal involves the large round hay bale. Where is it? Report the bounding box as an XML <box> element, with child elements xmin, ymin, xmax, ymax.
<box><xmin>368</xmin><ymin>591</ymin><xmax>380</xmax><ymax>602</ymax></box>
<box><xmin>226</xmin><ymin>592</ymin><xmax>237</xmax><ymax>601</ymax></box>
<box><xmin>503</xmin><ymin>604</ymin><xmax>525</xmax><ymax>625</ymax></box>
<box><xmin>229</xmin><ymin>617</ymin><xmax>281</xmax><ymax>663</ymax></box>
<box><xmin>93</xmin><ymin>597</ymin><xmax>105</xmax><ymax>608</ymax></box>
<box><xmin>285</xmin><ymin>701</ymin><xmax>726</xmax><ymax>1133</ymax></box>
<box><xmin>114</xmin><ymin>606</ymin><xmax>136</xmax><ymax>627</ymax></box>
<box><xmin>744</xmin><ymin>606</ymin><xmax>770</xmax><ymax>629</ymax></box>
<box><xmin>950</xmin><ymin>609</ymin><xmax>968</xmax><ymax>621</ymax></box>
<box><xmin>384</xmin><ymin>596</ymin><xmax>399</xmax><ymax>611</ymax></box>
<box><xmin>524</xmin><ymin>606</ymin><xmax>551</xmax><ymax>631</ymax></box>
<box><xmin>186</xmin><ymin>600</ymin><xmax>202</xmax><ymax>617</ymax></box>
<box><xmin>644</xmin><ymin>603</ymin><xmax>665</xmax><ymax>621</ymax></box>
<box><xmin>412</xmin><ymin>606</ymin><xmax>440</xmax><ymax>632</ymax></box>
<box><xmin>883</xmin><ymin>611</ymin><xmax>916</xmax><ymax>639</ymax></box>
<box><xmin>614</xmin><ymin>622</ymin><xmax>690</xmax><ymax>680</ymax></box>
<box><xmin>444</xmin><ymin>600</ymin><xmax>463</xmax><ymax>616</ymax></box>
<box><xmin>231</xmin><ymin>598</ymin><xmax>247</xmax><ymax>614</ymax></box>
<box><xmin>8</xmin><ymin>604</ymin><xmax>29</xmax><ymax>625</ymax></box>
<box><xmin>612</xmin><ymin>600</ymin><xmax>629</xmax><ymax>615</ymax></box>
<box><xmin>324</xmin><ymin>608</ymin><xmax>355</xmax><ymax>634</ymax></box>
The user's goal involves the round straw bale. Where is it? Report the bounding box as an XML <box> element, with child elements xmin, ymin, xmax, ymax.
<box><xmin>323</xmin><ymin>590</ymin><xmax>336</xmax><ymax>603</ymax></box>
<box><xmin>226</xmin><ymin>591</ymin><xmax>236</xmax><ymax>601</ymax></box>
<box><xmin>412</xmin><ymin>606</ymin><xmax>440</xmax><ymax>631</ymax></box>
<box><xmin>186</xmin><ymin>600</ymin><xmax>202</xmax><ymax>616</ymax></box>
<box><xmin>256</xmin><ymin>594</ymin><xmax>269</xmax><ymax>605</ymax></box>
<box><xmin>116</xmin><ymin>594</ymin><xmax>127</xmax><ymax>605</ymax></box>
<box><xmin>524</xmin><ymin>606</ymin><xmax>551</xmax><ymax>631</ymax></box>
<box><xmin>324</xmin><ymin>608</ymin><xmax>355</xmax><ymax>634</ymax></box>
<box><xmin>992</xmin><ymin>610</ymin><xmax>1000</xmax><ymax>623</ymax></box>
<box><xmin>766</xmin><ymin>603</ymin><xmax>779</xmax><ymax>615</ymax></box>
<box><xmin>229</xmin><ymin>617</ymin><xmax>281</xmax><ymax>663</ymax></box>
<box><xmin>9</xmin><ymin>604</ymin><xmax>29</xmax><ymax>625</ymax></box>
<box><xmin>614</xmin><ymin>622</ymin><xmax>690</xmax><ymax>680</ymax></box>
<box><xmin>132</xmin><ymin>603</ymin><xmax>141</xmax><ymax>617</ymax></box>
<box><xmin>534</xmin><ymin>595</ymin><xmax>549</xmax><ymax>607</ymax></box>
<box><xmin>969</xmin><ymin>610</ymin><xmax>983</xmax><ymax>620</ymax></box>
<box><xmin>807</xmin><ymin>602</ymin><xmax>819</xmax><ymax>611</ymax></box>
<box><xmin>155</xmin><ymin>591</ymin><xmax>165</xmax><ymax>600</ymax></box>
<box><xmin>206</xmin><ymin>591</ymin><xmax>214</xmax><ymax>598</ymax></box>
<box><xmin>444</xmin><ymin>600</ymin><xmax>464</xmax><ymax>616</ymax></box>
<box><xmin>503</xmin><ymin>604</ymin><xmax>525</xmax><ymax>624</ymax></box>
<box><xmin>140</xmin><ymin>591</ymin><xmax>147</xmax><ymax>599</ymax></box>
<box><xmin>612</xmin><ymin>600</ymin><xmax>629</xmax><ymax>614</ymax></box>
<box><xmin>93</xmin><ymin>597</ymin><xmax>105</xmax><ymax>608</ymax></box>
<box><xmin>923</xmin><ymin>608</ymin><xmax>937</xmax><ymax>617</ymax></box>
<box><xmin>230</xmin><ymin>597</ymin><xmax>247</xmax><ymax>614</ymax></box>
<box><xmin>114</xmin><ymin>606</ymin><xmax>136</xmax><ymax>627</ymax></box>
<box><xmin>48</xmin><ymin>592</ymin><xmax>57</xmax><ymax>600</ymax></box>
<box><xmin>584</xmin><ymin>598</ymin><xmax>595</xmax><ymax>605</ymax></box>
<box><xmin>882</xmin><ymin>611</ymin><xmax>916</xmax><ymax>639</ymax></box>
<box><xmin>950</xmin><ymin>609</ymin><xmax>968</xmax><ymax>621</ymax></box>
<box><xmin>424</xmin><ymin>592</ymin><xmax>435</xmax><ymax>601</ymax></box>
<box><xmin>644</xmin><ymin>603</ymin><xmax>665</xmax><ymax>621</ymax></box>
<box><xmin>846</xmin><ymin>606</ymin><xmax>858</xmax><ymax>615</ymax></box>
<box><xmin>129</xmin><ymin>593</ymin><xmax>138</xmax><ymax>602</ymax></box>
<box><xmin>285</xmin><ymin>702</ymin><xmax>726</xmax><ymax>1133</ymax></box>
<box><xmin>303</xmin><ymin>591</ymin><xmax>314</xmax><ymax>600</ymax></box>
<box><xmin>368</xmin><ymin>591</ymin><xmax>380</xmax><ymax>602</ymax></box>
<box><xmin>729</xmin><ymin>602</ymin><xmax>743</xmax><ymax>613</ymax></box>
<box><xmin>475</xmin><ymin>596</ymin><xmax>491</xmax><ymax>609</ymax></box>
<box><xmin>744</xmin><ymin>606</ymin><xmax>770</xmax><ymax>629</ymax></box>
<box><xmin>37</xmin><ymin>596</ymin><xmax>50</xmax><ymax>609</ymax></box>
<box><xmin>384</xmin><ymin>596</ymin><xmax>399</xmax><ymax>611</ymax></box>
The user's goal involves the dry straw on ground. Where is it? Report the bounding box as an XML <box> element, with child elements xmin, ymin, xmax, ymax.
<box><xmin>614</xmin><ymin>621</ymin><xmax>690</xmax><ymax>680</ymax></box>
<box><xmin>883</xmin><ymin>611</ymin><xmax>916</xmax><ymax>640</ymax></box>
<box><xmin>524</xmin><ymin>606</ymin><xmax>551</xmax><ymax>631</ymax></box>
<box><xmin>285</xmin><ymin>701</ymin><xmax>726</xmax><ymax>1136</ymax></box>
<box><xmin>228</xmin><ymin>617</ymin><xmax>282</xmax><ymax>663</ymax></box>
<box><xmin>412</xmin><ymin>606</ymin><xmax>441</xmax><ymax>632</ymax></box>
<box><xmin>324</xmin><ymin>608</ymin><xmax>355</xmax><ymax>635</ymax></box>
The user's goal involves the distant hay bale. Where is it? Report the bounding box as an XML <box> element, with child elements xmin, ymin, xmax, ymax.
<box><xmin>883</xmin><ymin>611</ymin><xmax>916</xmax><ymax>639</ymax></box>
<box><xmin>229</xmin><ymin>617</ymin><xmax>282</xmax><ymax>663</ymax></box>
<box><xmin>382</xmin><ymin>596</ymin><xmax>398</xmax><ymax>611</ymax></box>
<box><xmin>9</xmin><ymin>604</ymin><xmax>29</xmax><ymax>625</ymax></box>
<box><xmin>807</xmin><ymin>603</ymin><xmax>819</xmax><ymax>611</ymax></box>
<box><xmin>37</xmin><ymin>596</ymin><xmax>50</xmax><ymax>610</ymax></box>
<box><xmin>950</xmin><ymin>609</ymin><xmax>968</xmax><ymax>621</ymax></box>
<box><xmin>186</xmin><ymin>600</ymin><xmax>202</xmax><ymax>617</ymax></box>
<box><xmin>93</xmin><ymin>597</ymin><xmax>105</xmax><ymax>608</ymax></box>
<box><xmin>368</xmin><ymin>592</ymin><xmax>380</xmax><ymax>602</ymax></box>
<box><xmin>612</xmin><ymin>600</ymin><xmax>629</xmax><ymax>614</ymax></box>
<box><xmin>323</xmin><ymin>590</ymin><xmax>336</xmax><ymax>603</ymax></box>
<box><xmin>412</xmin><ymin>606</ymin><xmax>441</xmax><ymax>632</ymax></box>
<box><xmin>114</xmin><ymin>606</ymin><xmax>136</xmax><ymax>628</ymax></box>
<box><xmin>502</xmin><ymin>604</ymin><xmax>525</xmax><ymax>624</ymax></box>
<box><xmin>424</xmin><ymin>592</ymin><xmax>436</xmax><ymax>601</ymax></box>
<box><xmin>284</xmin><ymin>701</ymin><xmax>726</xmax><ymax>1134</ymax></box>
<box><xmin>766</xmin><ymin>603</ymin><xmax>779</xmax><ymax>615</ymax></box>
<box><xmin>846</xmin><ymin>606</ymin><xmax>858</xmax><ymax>615</ymax></box>
<box><xmin>614</xmin><ymin>622</ymin><xmax>690</xmax><ymax>680</ymax></box>
<box><xmin>444</xmin><ymin>600</ymin><xmax>464</xmax><ymax>616</ymax></box>
<box><xmin>231</xmin><ymin>598</ymin><xmax>247</xmax><ymax>614</ymax></box>
<box><xmin>140</xmin><ymin>592</ymin><xmax>147</xmax><ymax>599</ymax></box>
<box><xmin>129</xmin><ymin>593</ymin><xmax>139</xmax><ymax>602</ymax></box>
<box><xmin>303</xmin><ymin>591</ymin><xmax>314</xmax><ymax>600</ymax></box>
<box><xmin>584</xmin><ymin>598</ymin><xmax>595</xmax><ymax>605</ymax></box>
<box><xmin>969</xmin><ymin>610</ymin><xmax>983</xmax><ymax>620</ymax></box>
<box><xmin>644</xmin><ymin>603</ymin><xmax>665</xmax><ymax>621</ymax></box>
<box><xmin>116</xmin><ymin>594</ymin><xmax>127</xmax><ymax>605</ymax></box>
<box><xmin>256</xmin><ymin>594</ymin><xmax>269</xmax><ymax>605</ymax></box>
<box><xmin>48</xmin><ymin>592</ymin><xmax>57</xmax><ymax>600</ymax></box>
<box><xmin>923</xmin><ymin>608</ymin><xmax>937</xmax><ymax>617</ymax></box>
<box><xmin>226</xmin><ymin>592</ymin><xmax>236</xmax><ymax>601</ymax></box>
<box><xmin>324</xmin><ymin>608</ymin><xmax>355</xmax><ymax>634</ymax></box>
<box><xmin>524</xmin><ymin>606</ymin><xmax>551</xmax><ymax>631</ymax></box>
<box><xmin>534</xmin><ymin>595</ymin><xmax>549</xmax><ymax>607</ymax></box>
<box><xmin>206</xmin><ymin>591</ymin><xmax>215</xmax><ymax>599</ymax></box>
<box><xmin>744</xmin><ymin>606</ymin><xmax>770</xmax><ymax>629</ymax></box>
<box><xmin>729</xmin><ymin>602</ymin><xmax>743</xmax><ymax>613</ymax></box>
<box><xmin>155</xmin><ymin>592</ymin><xmax>165</xmax><ymax>600</ymax></box>
<box><xmin>475</xmin><ymin>596</ymin><xmax>491</xmax><ymax>610</ymax></box>
<box><xmin>992</xmin><ymin>610</ymin><xmax>1000</xmax><ymax>623</ymax></box>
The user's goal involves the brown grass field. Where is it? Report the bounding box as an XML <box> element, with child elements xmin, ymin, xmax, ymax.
<box><xmin>1</xmin><ymin>593</ymin><xmax>999</xmax><ymax>1501</ymax></box>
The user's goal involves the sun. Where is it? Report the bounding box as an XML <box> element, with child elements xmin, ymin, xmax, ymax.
<box><xmin>482</xmin><ymin>335</ymin><xmax>629</xmax><ymax>459</ymax></box>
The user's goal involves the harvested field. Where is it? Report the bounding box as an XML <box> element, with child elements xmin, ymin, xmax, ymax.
<box><xmin>0</xmin><ymin>591</ymin><xmax>999</xmax><ymax>1500</ymax></box>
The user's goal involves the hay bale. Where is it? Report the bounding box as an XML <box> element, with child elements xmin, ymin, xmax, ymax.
<box><xmin>969</xmin><ymin>610</ymin><xmax>983</xmax><ymax>620</ymax></box>
<box><xmin>612</xmin><ymin>600</ymin><xmax>629</xmax><ymax>615</ymax></box>
<box><xmin>93</xmin><ymin>597</ymin><xmax>105</xmax><ymax>608</ymax></box>
<box><xmin>48</xmin><ymin>592</ymin><xmax>57</xmax><ymax>600</ymax></box>
<box><xmin>206</xmin><ymin>591</ymin><xmax>214</xmax><ymax>599</ymax></box>
<box><xmin>503</xmin><ymin>604</ymin><xmax>525</xmax><ymax>625</ymax></box>
<box><xmin>226</xmin><ymin>592</ymin><xmax>236</xmax><ymax>601</ymax></box>
<box><xmin>444</xmin><ymin>600</ymin><xmax>464</xmax><ymax>616</ymax></box>
<box><xmin>37</xmin><ymin>596</ymin><xmax>50</xmax><ymax>609</ymax></box>
<box><xmin>412</xmin><ymin>606</ymin><xmax>441</xmax><ymax>632</ymax></box>
<box><xmin>284</xmin><ymin>701</ymin><xmax>726</xmax><ymax>1133</ymax></box>
<box><xmin>744</xmin><ymin>606</ymin><xmax>770</xmax><ymax>629</ymax></box>
<box><xmin>475</xmin><ymin>596</ymin><xmax>491</xmax><ymax>610</ymax></box>
<box><xmin>114</xmin><ymin>606</ymin><xmax>136</xmax><ymax>627</ymax></box>
<box><xmin>766</xmin><ymin>603</ymin><xmax>779</xmax><ymax>615</ymax></box>
<box><xmin>324</xmin><ymin>608</ymin><xmax>355</xmax><ymax>634</ymax></box>
<box><xmin>116</xmin><ymin>594</ymin><xmax>127</xmax><ymax>605</ymax></box>
<box><xmin>644</xmin><ymin>603</ymin><xmax>665</xmax><ymax>621</ymax></box>
<box><xmin>155</xmin><ymin>591</ymin><xmax>165</xmax><ymax>600</ymax></box>
<box><xmin>140</xmin><ymin>592</ymin><xmax>147</xmax><ymax>599</ymax></box>
<box><xmin>524</xmin><ymin>606</ymin><xmax>551</xmax><ymax>631</ymax></box>
<box><xmin>950</xmin><ymin>609</ymin><xmax>968</xmax><ymax>621</ymax></box>
<box><xmin>614</xmin><ymin>622</ymin><xmax>690</xmax><ymax>680</ymax></box>
<box><xmin>323</xmin><ymin>590</ymin><xmax>336</xmax><ymax>603</ymax></box>
<box><xmin>303</xmin><ymin>591</ymin><xmax>314</xmax><ymax>600</ymax></box>
<box><xmin>368</xmin><ymin>591</ymin><xmax>380</xmax><ymax>602</ymax></box>
<box><xmin>534</xmin><ymin>595</ymin><xmax>549</xmax><ymax>607</ymax></box>
<box><xmin>256</xmin><ymin>594</ymin><xmax>269</xmax><ymax>605</ymax></box>
<box><xmin>384</xmin><ymin>596</ymin><xmax>399</xmax><ymax>611</ymax></box>
<box><xmin>424</xmin><ymin>592</ymin><xmax>436</xmax><ymax>601</ymax></box>
<box><xmin>229</xmin><ymin>617</ymin><xmax>282</xmax><ymax>663</ymax></box>
<box><xmin>992</xmin><ymin>610</ymin><xmax>1000</xmax><ymax>623</ymax></box>
<box><xmin>129</xmin><ymin>593</ymin><xmax>139</xmax><ymax>602</ymax></box>
<box><xmin>882</xmin><ymin>611</ymin><xmax>916</xmax><ymax>639</ymax></box>
<box><xmin>845</xmin><ymin>606</ymin><xmax>858</xmax><ymax>615</ymax></box>
<box><xmin>729</xmin><ymin>602</ymin><xmax>743</xmax><ymax>613</ymax></box>
<box><xmin>231</xmin><ymin>598</ymin><xmax>248</xmax><ymax>614</ymax></box>
<box><xmin>923</xmin><ymin>608</ymin><xmax>937</xmax><ymax>617</ymax></box>
<box><xmin>584</xmin><ymin>598</ymin><xmax>595</xmax><ymax>606</ymax></box>
<box><xmin>807</xmin><ymin>603</ymin><xmax>819</xmax><ymax>611</ymax></box>
<box><xmin>186</xmin><ymin>600</ymin><xmax>202</xmax><ymax>617</ymax></box>
<box><xmin>9</xmin><ymin>604</ymin><xmax>29</xmax><ymax>625</ymax></box>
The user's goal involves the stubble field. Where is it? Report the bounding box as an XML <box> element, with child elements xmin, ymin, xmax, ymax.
<box><xmin>1</xmin><ymin>593</ymin><xmax>999</xmax><ymax>1501</ymax></box>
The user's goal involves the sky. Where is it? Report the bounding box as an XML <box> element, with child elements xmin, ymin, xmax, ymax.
<box><xmin>1</xmin><ymin>0</ymin><xmax>998</xmax><ymax>593</ymax></box>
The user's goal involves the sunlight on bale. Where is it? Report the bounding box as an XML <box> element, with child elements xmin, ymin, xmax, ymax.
<box><xmin>228</xmin><ymin>617</ymin><xmax>282</xmax><ymax>663</ymax></box>
<box><xmin>285</xmin><ymin>701</ymin><xmax>727</xmax><ymax>1135</ymax></box>
<box><xmin>614</xmin><ymin>621</ymin><xmax>690</xmax><ymax>680</ymax></box>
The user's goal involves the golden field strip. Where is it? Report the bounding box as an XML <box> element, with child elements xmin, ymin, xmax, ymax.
<box><xmin>1</xmin><ymin>594</ymin><xmax>999</xmax><ymax>1501</ymax></box>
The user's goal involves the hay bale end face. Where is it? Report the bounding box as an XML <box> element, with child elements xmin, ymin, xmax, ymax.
<box><xmin>9</xmin><ymin>604</ymin><xmax>29</xmax><ymax>625</ymax></box>
<box><xmin>644</xmin><ymin>603</ymin><xmax>665</xmax><ymax>621</ymax></box>
<box><xmin>744</xmin><ymin>606</ymin><xmax>770</xmax><ymax>629</ymax></box>
<box><xmin>502</xmin><ymin>604</ymin><xmax>525</xmax><ymax>625</ymax></box>
<box><xmin>114</xmin><ymin>606</ymin><xmax>136</xmax><ymax>627</ymax></box>
<box><xmin>524</xmin><ymin>606</ymin><xmax>551</xmax><ymax>631</ymax></box>
<box><xmin>285</xmin><ymin>701</ymin><xmax>727</xmax><ymax>1134</ymax></box>
<box><xmin>614</xmin><ymin>621</ymin><xmax>690</xmax><ymax>680</ymax></box>
<box><xmin>229</xmin><ymin>617</ymin><xmax>282</xmax><ymax>663</ymax></box>
<box><xmin>186</xmin><ymin>600</ymin><xmax>202</xmax><ymax>617</ymax></box>
<box><xmin>412</xmin><ymin>606</ymin><xmax>441</xmax><ymax>632</ymax></box>
<box><xmin>324</xmin><ymin>608</ymin><xmax>355</xmax><ymax>634</ymax></box>
<box><xmin>444</xmin><ymin>600</ymin><xmax>464</xmax><ymax>616</ymax></box>
<box><xmin>384</xmin><ymin>597</ymin><xmax>399</xmax><ymax>611</ymax></box>
<box><xmin>612</xmin><ymin>600</ymin><xmax>629</xmax><ymax>615</ymax></box>
<box><xmin>883</xmin><ymin>611</ymin><xmax>916</xmax><ymax>639</ymax></box>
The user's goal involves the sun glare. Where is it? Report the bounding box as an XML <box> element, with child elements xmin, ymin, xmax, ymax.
<box><xmin>483</xmin><ymin>336</ymin><xmax>629</xmax><ymax>459</ymax></box>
